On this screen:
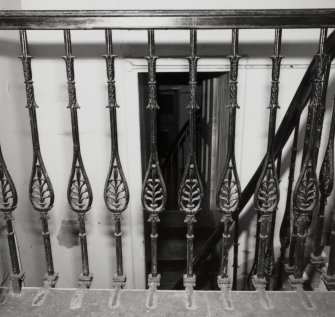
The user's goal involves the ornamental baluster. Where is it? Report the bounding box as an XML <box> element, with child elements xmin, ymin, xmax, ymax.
<box><xmin>0</xmin><ymin>145</ymin><xmax>24</xmax><ymax>293</ymax></box>
<box><xmin>322</xmin><ymin>208</ymin><xmax>335</xmax><ymax>290</ymax></box>
<box><xmin>289</xmin><ymin>28</ymin><xmax>328</xmax><ymax>292</ymax></box>
<box><xmin>63</xmin><ymin>30</ymin><xmax>93</xmax><ymax>288</ymax></box>
<box><xmin>216</xmin><ymin>29</ymin><xmax>241</xmax><ymax>294</ymax></box>
<box><xmin>251</xmin><ymin>29</ymin><xmax>282</xmax><ymax>292</ymax></box>
<box><xmin>141</xmin><ymin>30</ymin><xmax>167</xmax><ymax>301</ymax></box>
<box><xmin>103</xmin><ymin>29</ymin><xmax>129</xmax><ymax>305</ymax></box>
<box><xmin>311</xmin><ymin>98</ymin><xmax>335</xmax><ymax>264</ymax></box>
<box><xmin>19</xmin><ymin>30</ymin><xmax>58</xmax><ymax>288</ymax></box>
<box><xmin>178</xmin><ymin>30</ymin><xmax>203</xmax><ymax>305</ymax></box>
<box><xmin>277</xmin><ymin>119</ymin><xmax>300</xmax><ymax>289</ymax></box>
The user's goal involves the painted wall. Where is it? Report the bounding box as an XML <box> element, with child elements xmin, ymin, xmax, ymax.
<box><xmin>1</xmin><ymin>0</ymin><xmax>335</xmax><ymax>289</ymax></box>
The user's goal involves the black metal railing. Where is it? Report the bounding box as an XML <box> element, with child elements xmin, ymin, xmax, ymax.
<box><xmin>0</xmin><ymin>9</ymin><xmax>335</xmax><ymax>311</ymax></box>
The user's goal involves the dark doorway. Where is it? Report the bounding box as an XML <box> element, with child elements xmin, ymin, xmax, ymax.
<box><xmin>139</xmin><ymin>71</ymin><xmax>229</xmax><ymax>289</ymax></box>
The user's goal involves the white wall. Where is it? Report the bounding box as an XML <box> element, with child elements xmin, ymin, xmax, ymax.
<box><xmin>1</xmin><ymin>0</ymin><xmax>335</xmax><ymax>289</ymax></box>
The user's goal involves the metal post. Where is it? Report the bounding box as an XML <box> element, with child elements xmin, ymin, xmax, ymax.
<box><xmin>19</xmin><ymin>30</ymin><xmax>58</xmax><ymax>288</ymax></box>
<box><xmin>63</xmin><ymin>29</ymin><xmax>93</xmax><ymax>288</ymax></box>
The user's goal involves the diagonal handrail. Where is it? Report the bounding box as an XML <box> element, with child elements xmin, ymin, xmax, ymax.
<box><xmin>173</xmin><ymin>29</ymin><xmax>335</xmax><ymax>289</ymax></box>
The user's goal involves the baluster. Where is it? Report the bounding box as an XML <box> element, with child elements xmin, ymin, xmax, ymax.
<box><xmin>178</xmin><ymin>29</ymin><xmax>203</xmax><ymax>307</ymax></box>
<box><xmin>322</xmin><ymin>206</ymin><xmax>335</xmax><ymax>290</ymax></box>
<box><xmin>289</xmin><ymin>29</ymin><xmax>328</xmax><ymax>306</ymax></box>
<box><xmin>0</xmin><ymin>145</ymin><xmax>24</xmax><ymax>294</ymax></box>
<box><xmin>309</xmin><ymin>98</ymin><xmax>335</xmax><ymax>281</ymax></box>
<box><xmin>216</xmin><ymin>29</ymin><xmax>241</xmax><ymax>296</ymax></box>
<box><xmin>141</xmin><ymin>29</ymin><xmax>167</xmax><ymax>307</ymax></box>
<box><xmin>19</xmin><ymin>30</ymin><xmax>58</xmax><ymax>289</ymax></box>
<box><xmin>251</xmin><ymin>29</ymin><xmax>282</xmax><ymax>295</ymax></box>
<box><xmin>63</xmin><ymin>30</ymin><xmax>93</xmax><ymax>289</ymax></box>
<box><xmin>277</xmin><ymin>119</ymin><xmax>300</xmax><ymax>289</ymax></box>
<box><xmin>103</xmin><ymin>29</ymin><xmax>129</xmax><ymax>307</ymax></box>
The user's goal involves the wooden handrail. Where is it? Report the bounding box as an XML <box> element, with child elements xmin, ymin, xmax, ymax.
<box><xmin>1</xmin><ymin>9</ymin><xmax>335</xmax><ymax>29</ymax></box>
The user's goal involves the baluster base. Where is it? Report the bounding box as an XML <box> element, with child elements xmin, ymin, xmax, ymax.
<box><xmin>251</xmin><ymin>275</ymin><xmax>274</xmax><ymax>310</ymax></box>
<box><xmin>146</xmin><ymin>274</ymin><xmax>160</xmax><ymax>309</ymax></box>
<box><xmin>288</xmin><ymin>275</ymin><xmax>315</xmax><ymax>309</ymax></box>
<box><xmin>217</xmin><ymin>276</ymin><xmax>233</xmax><ymax>310</ymax></box>
<box><xmin>183</xmin><ymin>274</ymin><xmax>196</xmax><ymax>309</ymax></box>
<box><xmin>78</xmin><ymin>273</ymin><xmax>93</xmax><ymax>289</ymax></box>
<box><xmin>10</xmin><ymin>271</ymin><xmax>25</xmax><ymax>295</ymax></box>
<box><xmin>109</xmin><ymin>274</ymin><xmax>126</xmax><ymax>309</ymax></box>
<box><xmin>321</xmin><ymin>273</ymin><xmax>335</xmax><ymax>291</ymax></box>
<box><xmin>43</xmin><ymin>272</ymin><xmax>59</xmax><ymax>288</ymax></box>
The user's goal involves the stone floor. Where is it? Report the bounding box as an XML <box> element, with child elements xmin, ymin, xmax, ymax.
<box><xmin>0</xmin><ymin>287</ymin><xmax>335</xmax><ymax>316</ymax></box>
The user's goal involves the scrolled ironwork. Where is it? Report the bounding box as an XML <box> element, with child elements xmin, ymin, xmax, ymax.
<box><xmin>103</xmin><ymin>29</ymin><xmax>129</xmax><ymax>289</ymax></box>
<box><xmin>216</xmin><ymin>29</ymin><xmax>241</xmax><ymax>288</ymax></box>
<box><xmin>291</xmin><ymin>28</ymin><xmax>328</xmax><ymax>281</ymax></box>
<box><xmin>19</xmin><ymin>30</ymin><xmax>57</xmax><ymax>286</ymax></box>
<box><xmin>63</xmin><ymin>30</ymin><xmax>93</xmax><ymax>288</ymax></box>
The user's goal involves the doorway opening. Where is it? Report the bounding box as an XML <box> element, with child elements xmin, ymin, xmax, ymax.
<box><xmin>139</xmin><ymin>71</ymin><xmax>229</xmax><ymax>289</ymax></box>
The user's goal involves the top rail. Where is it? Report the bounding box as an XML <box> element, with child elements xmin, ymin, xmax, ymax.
<box><xmin>1</xmin><ymin>9</ymin><xmax>335</xmax><ymax>30</ymax></box>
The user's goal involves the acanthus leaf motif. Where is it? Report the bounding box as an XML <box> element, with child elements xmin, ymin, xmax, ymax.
<box><xmin>319</xmin><ymin>142</ymin><xmax>334</xmax><ymax>197</ymax></box>
<box><xmin>294</xmin><ymin>156</ymin><xmax>318</xmax><ymax>213</ymax></box>
<box><xmin>29</xmin><ymin>154</ymin><xmax>54</xmax><ymax>212</ymax></box>
<box><xmin>255</xmin><ymin>157</ymin><xmax>279</xmax><ymax>213</ymax></box>
<box><xmin>104</xmin><ymin>154</ymin><xmax>129</xmax><ymax>213</ymax></box>
<box><xmin>179</xmin><ymin>159</ymin><xmax>203</xmax><ymax>214</ymax></box>
<box><xmin>217</xmin><ymin>158</ymin><xmax>241</xmax><ymax>214</ymax></box>
<box><xmin>68</xmin><ymin>156</ymin><xmax>92</xmax><ymax>213</ymax></box>
<box><xmin>142</xmin><ymin>156</ymin><xmax>166</xmax><ymax>213</ymax></box>
<box><xmin>0</xmin><ymin>152</ymin><xmax>17</xmax><ymax>212</ymax></box>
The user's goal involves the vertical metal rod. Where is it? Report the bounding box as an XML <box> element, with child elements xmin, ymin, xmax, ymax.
<box><xmin>19</xmin><ymin>30</ymin><xmax>57</xmax><ymax>287</ymax></box>
<box><xmin>141</xmin><ymin>29</ymin><xmax>167</xmax><ymax>290</ymax></box>
<box><xmin>0</xmin><ymin>145</ymin><xmax>24</xmax><ymax>293</ymax></box>
<box><xmin>63</xmin><ymin>29</ymin><xmax>93</xmax><ymax>288</ymax></box>
<box><xmin>103</xmin><ymin>29</ymin><xmax>129</xmax><ymax>289</ymax></box>
<box><xmin>178</xmin><ymin>29</ymin><xmax>203</xmax><ymax>293</ymax></box>
<box><xmin>217</xmin><ymin>29</ymin><xmax>241</xmax><ymax>291</ymax></box>
<box><xmin>251</xmin><ymin>28</ymin><xmax>282</xmax><ymax>290</ymax></box>
<box><xmin>277</xmin><ymin>119</ymin><xmax>300</xmax><ymax>289</ymax></box>
<box><xmin>291</xmin><ymin>28</ymin><xmax>328</xmax><ymax>284</ymax></box>
<box><xmin>312</xmin><ymin>97</ymin><xmax>335</xmax><ymax>258</ymax></box>
<box><xmin>40</xmin><ymin>213</ymin><xmax>54</xmax><ymax>276</ymax></box>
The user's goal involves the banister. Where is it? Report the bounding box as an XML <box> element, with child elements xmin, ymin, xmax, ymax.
<box><xmin>172</xmin><ymin>29</ymin><xmax>335</xmax><ymax>290</ymax></box>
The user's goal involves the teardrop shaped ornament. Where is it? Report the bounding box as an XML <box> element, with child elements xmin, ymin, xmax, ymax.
<box><xmin>29</xmin><ymin>154</ymin><xmax>54</xmax><ymax>212</ymax></box>
<box><xmin>104</xmin><ymin>154</ymin><xmax>129</xmax><ymax>213</ymax></box>
<box><xmin>67</xmin><ymin>155</ymin><xmax>93</xmax><ymax>213</ymax></box>
<box><xmin>141</xmin><ymin>155</ymin><xmax>166</xmax><ymax>214</ymax></box>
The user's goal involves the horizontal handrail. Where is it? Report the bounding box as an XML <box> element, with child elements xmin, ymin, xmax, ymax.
<box><xmin>1</xmin><ymin>9</ymin><xmax>335</xmax><ymax>29</ymax></box>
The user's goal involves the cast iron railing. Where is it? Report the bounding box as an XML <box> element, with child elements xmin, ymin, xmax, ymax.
<box><xmin>1</xmin><ymin>9</ymin><xmax>335</xmax><ymax>313</ymax></box>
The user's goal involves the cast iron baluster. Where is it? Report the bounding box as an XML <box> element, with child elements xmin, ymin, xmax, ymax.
<box><xmin>310</xmin><ymin>98</ymin><xmax>335</xmax><ymax>267</ymax></box>
<box><xmin>289</xmin><ymin>29</ymin><xmax>328</xmax><ymax>298</ymax></box>
<box><xmin>0</xmin><ymin>145</ymin><xmax>25</xmax><ymax>293</ymax></box>
<box><xmin>251</xmin><ymin>29</ymin><xmax>282</xmax><ymax>292</ymax></box>
<box><xmin>277</xmin><ymin>119</ymin><xmax>300</xmax><ymax>289</ymax></box>
<box><xmin>322</xmin><ymin>208</ymin><xmax>335</xmax><ymax>290</ymax></box>
<box><xmin>216</xmin><ymin>29</ymin><xmax>241</xmax><ymax>294</ymax></box>
<box><xmin>63</xmin><ymin>30</ymin><xmax>93</xmax><ymax>288</ymax></box>
<box><xmin>103</xmin><ymin>29</ymin><xmax>129</xmax><ymax>304</ymax></box>
<box><xmin>19</xmin><ymin>30</ymin><xmax>58</xmax><ymax>288</ymax></box>
<box><xmin>178</xmin><ymin>30</ymin><xmax>203</xmax><ymax>304</ymax></box>
<box><xmin>141</xmin><ymin>30</ymin><xmax>167</xmax><ymax>301</ymax></box>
